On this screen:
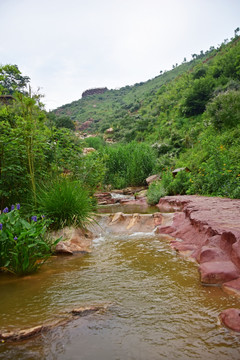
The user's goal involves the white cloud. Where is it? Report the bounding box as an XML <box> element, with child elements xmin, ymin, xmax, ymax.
<box><xmin>1</xmin><ymin>0</ymin><xmax>240</xmax><ymax>110</ymax></box>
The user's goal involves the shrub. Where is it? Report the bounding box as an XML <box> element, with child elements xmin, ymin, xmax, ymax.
<box><xmin>0</xmin><ymin>205</ymin><xmax>58</xmax><ymax>275</ymax></box>
<box><xmin>35</xmin><ymin>178</ymin><xmax>93</xmax><ymax>229</ymax></box>
<box><xmin>206</xmin><ymin>90</ymin><xmax>240</xmax><ymax>130</ymax></box>
<box><xmin>169</xmin><ymin>170</ymin><xmax>191</xmax><ymax>195</ymax></box>
<box><xmin>184</xmin><ymin>78</ymin><xmax>214</xmax><ymax>116</ymax></box>
<box><xmin>84</xmin><ymin>136</ymin><xmax>106</xmax><ymax>150</ymax></box>
<box><xmin>147</xmin><ymin>181</ymin><xmax>166</xmax><ymax>205</ymax></box>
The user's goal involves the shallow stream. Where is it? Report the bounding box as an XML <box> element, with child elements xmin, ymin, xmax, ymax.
<box><xmin>1</xmin><ymin>211</ymin><xmax>240</xmax><ymax>359</ymax></box>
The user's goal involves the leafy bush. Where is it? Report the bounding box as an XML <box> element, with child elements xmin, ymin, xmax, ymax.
<box><xmin>0</xmin><ymin>205</ymin><xmax>57</xmax><ymax>275</ymax></box>
<box><xmin>183</xmin><ymin>78</ymin><xmax>214</xmax><ymax>116</ymax></box>
<box><xmin>206</xmin><ymin>90</ymin><xmax>240</xmax><ymax>130</ymax></box>
<box><xmin>83</xmin><ymin>136</ymin><xmax>106</xmax><ymax>150</ymax></box>
<box><xmin>35</xmin><ymin>178</ymin><xmax>93</xmax><ymax>229</ymax></box>
<box><xmin>168</xmin><ymin>170</ymin><xmax>191</xmax><ymax>195</ymax></box>
<box><xmin>147</xmin><ymin>181</ymin><xmax>166</xmax><ymax>205</ymax></box>
<box><xmin>54</xmin><ymin>115</ymin><xmax>75</xmax><ymax>130</ymax></box>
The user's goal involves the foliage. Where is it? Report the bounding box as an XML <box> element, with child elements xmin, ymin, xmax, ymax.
<box><xmin>103</xmin><ymin>141</ymin><xmax>157</xmax><ymax>188</ymax></box>
<box><xmin>76</xmin><ymin>151</ymin><xmax>107</xmax><ymax>194</ymax></box>
<box><xmin>34</xmin><ymin>177</ymin><xmax>93</xmax><ymax>230</ymax></box>
<box><xmin>0</xmin><ymin>64</ymin><xmax>30</xmax><ymax>95</ymax></box>
<box><xmin>0</xmin><ymin>205</ymin><xmax>58</xmax><ymax>275</ymax></box>
<box><xmin>0</xmin><ymin>96</ymin><xmax>50</xmax><ymax>207</ymax></box>
<box><xmin>147</xmin><ymin>181</ymin><xmax>166</xmax><ymax>205</ymax></box>
<box><xmin>54</xmin><ymin>115</ymin><xmax>75</xmax><ymax>130</ymax></box>
<box><xmin>183</xmin><ymin>77</ymin><xmax>214</xmax><ymax>116</ymax></box>
<box><xmin>83</xmin><ymin>136</ymin><xmax>106</xmax><ymax>150</ymax></box>
<box><xmin>206</xmin><ymin>89</ymin><xmax>240</xmax><ymax>130</ymax></box>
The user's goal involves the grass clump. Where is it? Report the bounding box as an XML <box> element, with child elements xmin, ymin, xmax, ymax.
<box><xmin>35</xmin><ymin>177</ymin><xmax>93</xmax><ymax>230</ymax></box>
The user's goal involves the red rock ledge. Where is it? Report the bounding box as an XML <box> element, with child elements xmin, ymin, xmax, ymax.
<box><xmin>156</xmin><ymin>195</ymin><xmax>240</xmax><ymax>290</ymax></box>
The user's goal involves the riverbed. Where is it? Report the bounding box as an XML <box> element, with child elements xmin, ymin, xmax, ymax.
<box><xmin>1</xmin><ymin>214</ymin><xmax>240</xmax><ymax>359</ymax></box>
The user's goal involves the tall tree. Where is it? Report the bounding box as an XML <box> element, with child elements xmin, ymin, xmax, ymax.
<box><xmin>0</xmin><ymin>64</ymin><xmax>30</xmax><ymax>95</ymax></box>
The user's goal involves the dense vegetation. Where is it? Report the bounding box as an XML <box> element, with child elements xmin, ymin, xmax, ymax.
<box><xmin>55</xmin><ymin>32</ymin><xmax>240</xmax><ymax>200</ymax></box>
<box><xmin>0</xmin><ymin>30</ymin><xmax>240</xmax><ymax>273</ymax></box>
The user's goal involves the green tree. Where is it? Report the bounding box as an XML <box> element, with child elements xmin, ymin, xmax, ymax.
<box><xmin>0</xmin><ymin>64</ymin><xmax>30</xmax><ymax>95</ymax></box>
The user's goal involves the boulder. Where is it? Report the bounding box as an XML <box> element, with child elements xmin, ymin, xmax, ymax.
<box><xmin>219</xmin><ymin>308</ymin><xmax>240</xmax><ymax>332</ymax></box>
<box><xmin>54</xmin><ymin>227</ymin><xmax>93</xmax><ymax>255</ymax></box>
<box><xmin>146</xmin><ymin>174</ymin><xmax>160</xmax><ymax>185</ymax></box>
<box><xmin>83</xmin><ymin>147</ymin><xmax>96</xmax><ymax>155</ymax></box>
<box><xmin>95</xmin><ymin>192</ymin><xmax>116</xmax><ymax>205</ymax></box>
<box><xmin>105</xmin><ymin>127</ymin><xmax>114</xmax><ymax>134</ymax></box>
<box><xmin>222</xmin><ymin>278</ymin><xmax>240</xmax><ymax>296</ymax></box>
<box><xmin>199</xmin><ymin>261</ymin><xmax>240</xmax><ymax>284</ymax></box>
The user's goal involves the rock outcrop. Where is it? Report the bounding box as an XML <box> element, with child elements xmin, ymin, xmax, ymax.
<box><xmin>91</xmin><ymin>212</ymin><xmax>172</xmax><ymax>236</ymax></box>
<box><xmin>156</xmin><ymin>196</ymin><xmax>240</xmax><ymax>288</ymax></box>
<box><xmin>82</xmin><ymin>87</ymin><xmax>108</xmax><ymax>98</ymax></box>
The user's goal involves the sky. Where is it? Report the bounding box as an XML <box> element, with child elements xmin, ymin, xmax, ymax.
<box><xmin>1</xmin><ymin>0</ymin><xmax>240</xmax><ymax>110</ymax></box>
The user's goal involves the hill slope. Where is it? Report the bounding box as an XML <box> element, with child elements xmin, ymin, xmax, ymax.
<box><xmin>53</xmin><ymin>35</ymin><xmax>240</xmax><ymax>198</ymax></box>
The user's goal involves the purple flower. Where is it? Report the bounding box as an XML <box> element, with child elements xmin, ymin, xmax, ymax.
<box><xmin>0</xmin><ymin>223</ymin><xmax>2</xmax><ymax>230</ymax></box>
<box><xmin>41</xmin><ymin>215</ymin><xmax>45</xmax><ymax>219</ymax></box>
<box><xmin>14</xmin><ymin>236</ymin><xmax>17</xmax><ymax>240</ymax></box>
<box><xmin>3</xmin><ymin>207</ymin><xmax>9</xmax><ymax>213</ymax></box>
<box><xmin>31</xmin><ymin>216</ymin><xmax>37</xmax><ymax>222</ymax></box>
<box><xmin>11</xmin><ymin>205</ymin><xmax>15</xmax><ymax>211</ymax></box>
<box><xmin>16</xmin><ymin>204</ymin><xmax>20</xmax><ymax>210</ymax></box>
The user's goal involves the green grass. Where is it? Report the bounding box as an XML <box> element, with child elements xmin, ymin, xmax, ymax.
<box><xmin>35</xmin><ymin>178</ymin><xmax>94</xmax><ymax>230</ymax></box>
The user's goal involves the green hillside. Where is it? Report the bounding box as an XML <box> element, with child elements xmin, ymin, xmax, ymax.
<box><xmin>52</xmin><ymin>34</ymin><xmax>240</xmax><ymax>199</ymax></box>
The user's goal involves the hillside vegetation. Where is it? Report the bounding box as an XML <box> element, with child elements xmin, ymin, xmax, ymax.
<box><xmin>2</xmin><ymin>32</ymin><xmax>238</xmax><ymax>274</ymax></box>
<box><xmin>53</xmin><ymin>33</ymin><xmax>240</xmax><ymax>199</ymax></box>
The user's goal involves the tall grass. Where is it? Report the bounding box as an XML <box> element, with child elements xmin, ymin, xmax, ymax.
<box><xmin>35</xmin><ymin>177</ymin><xmax>93</xmax><ymax>229</ymax></box>
<box><xmin>103</xmin><ymin>141</ymin><xmax>157</xmax><ymax>188</ymax></box>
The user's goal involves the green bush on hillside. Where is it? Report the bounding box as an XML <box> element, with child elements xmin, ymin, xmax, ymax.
<box><xmin>206</xmin><ymin>89</ymin><xmax>240</xmax><ymax>130</ymax></box>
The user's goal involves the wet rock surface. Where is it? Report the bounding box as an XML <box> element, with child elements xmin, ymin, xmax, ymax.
<box><xmin>219</xmin><ymin>308</ymin><xmax>240</xmax><ymax>332</ymax></box>
<box><xmin>92</xmin><ymin>212</ymin><xmax>166</xmax><ymax>235</ymax></box>
<box><xmin>0</xmin><ymin>304</ymin><xmax>109</xmax><ymax>342</ymax></box>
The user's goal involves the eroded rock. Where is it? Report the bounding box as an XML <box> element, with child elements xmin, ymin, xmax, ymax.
<box><xmin>199</xmin><ymin>261</ymin><xmax>240</xmax><ymax>284</ymax></box>
<box><xmin>219</xmin><ymin>308</ymin><xmax>240</xmax><ymax>332</ymax></box>
<box><xmin>53</xmin><ymin>227</ymin><xmax>93</xmax><ymax>255</ymax></box>
<box><xmin>156</xmin><ymin>195</ymin><xmax>240</xmax><ymax>288</ymax></box>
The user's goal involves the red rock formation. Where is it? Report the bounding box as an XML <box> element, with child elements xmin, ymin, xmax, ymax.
<box><xmin>156</xmin><ymin>195</ymin><xmax>240</xmax><ymax>288</ymax></box>
<box><xmin>219</xmin><ymin>308</ymin><xmax>240</xmax><ymax>332</ymax></box>
<box><xmin>79</xmin><ymin>118</ymin><xmax>94</xmax><ymax>131</ymax></box>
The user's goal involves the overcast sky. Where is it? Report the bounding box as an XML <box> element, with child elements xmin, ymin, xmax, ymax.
<box><xmin>1</xmin><ymin>0</ymin><xmax>239</xmax><ymax>110</ymax></box>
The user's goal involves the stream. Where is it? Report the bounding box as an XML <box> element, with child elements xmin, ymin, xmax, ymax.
<box><xmin>1</xmin><ymin>206</ymin><xmax>240</xmax><ymax>359</ymax></box>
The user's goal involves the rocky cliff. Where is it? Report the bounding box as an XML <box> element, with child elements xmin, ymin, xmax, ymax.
<box><xmin>82</xmin><ymin>87</ymin><xmax>108</xmax><ymax>98</ymax></box>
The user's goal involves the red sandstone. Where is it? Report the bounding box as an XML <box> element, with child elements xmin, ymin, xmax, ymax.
<box><xmin>156</xmin><ymin>196</ymin><xmax>240</xmax><ymax>288</ymax></box>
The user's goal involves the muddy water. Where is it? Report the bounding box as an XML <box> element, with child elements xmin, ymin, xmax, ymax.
<box><xmin>1</xmin><ymin>229</ymin><xmax>240</xmax><ymax>359</ymax></box>
<box><xmin>98</xmin><ymin>203</ymin><xmax>159</xmax><ymax>214</ymax></box>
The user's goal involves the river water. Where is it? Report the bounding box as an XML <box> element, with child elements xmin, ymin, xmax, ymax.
<box><xmin>1</xmin><ymin>215</ymin><xmax>240</xmax><ymax>359</ymax></box>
